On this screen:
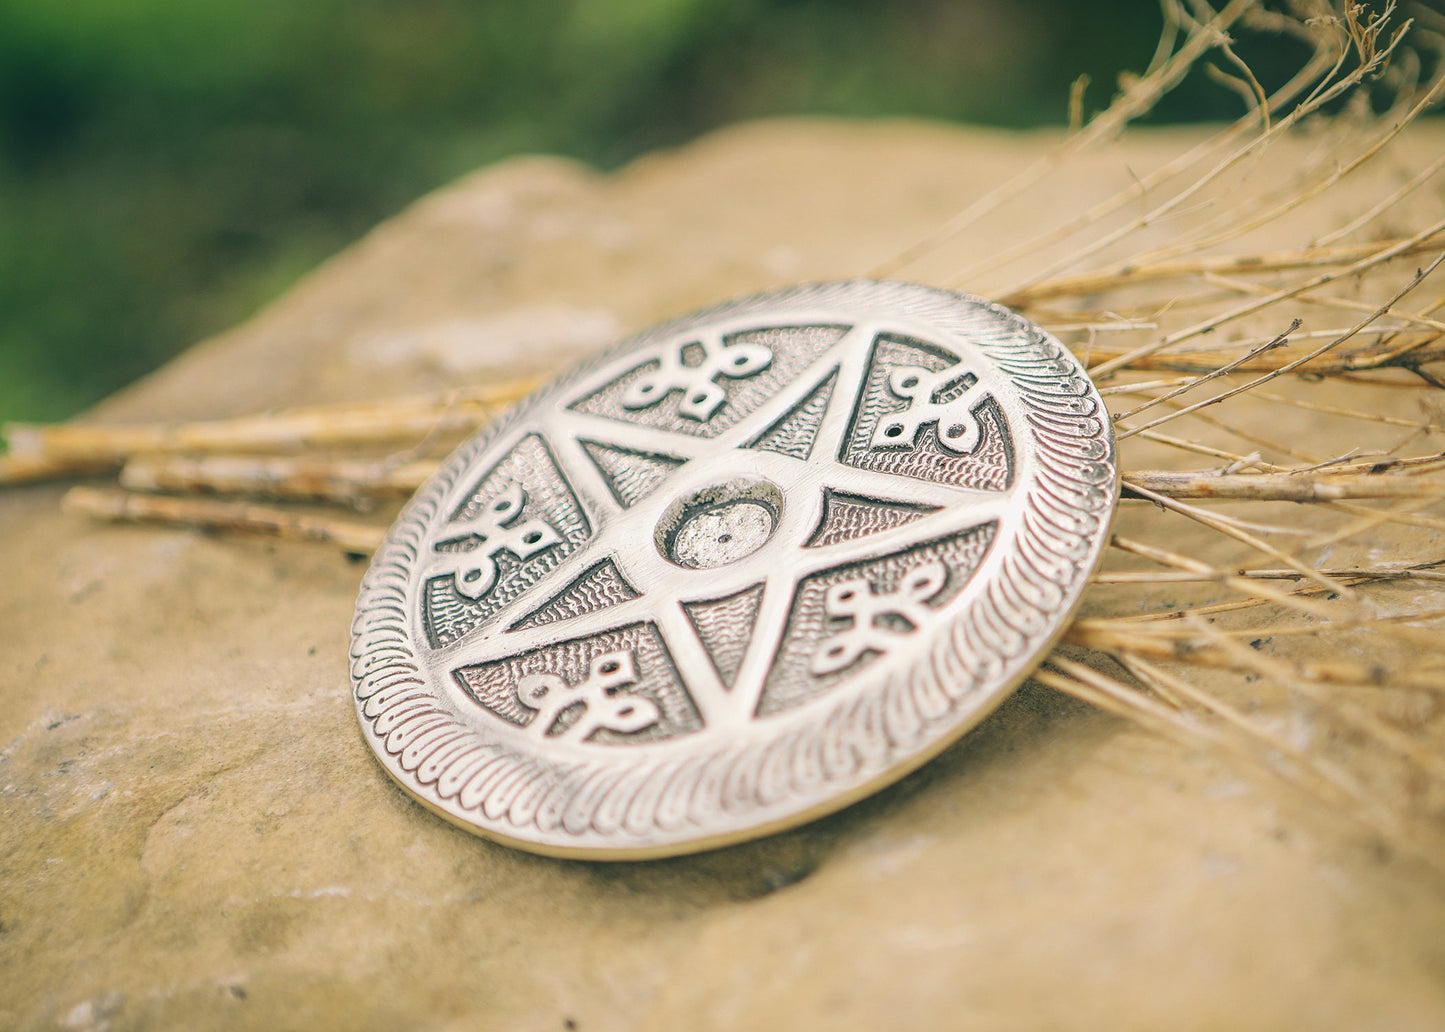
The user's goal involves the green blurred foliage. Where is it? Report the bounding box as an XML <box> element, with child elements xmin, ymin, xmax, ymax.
<box><xmin>0</xmin><ymin>0</ymin><xmax>1313</xmax><ymax>420</ymax></box>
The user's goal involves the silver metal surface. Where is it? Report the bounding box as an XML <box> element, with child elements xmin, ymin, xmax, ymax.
<box><xmin>350</xmin><ymin>281</ymin><xmax>1117</xmax><ymax>859</ymax></box>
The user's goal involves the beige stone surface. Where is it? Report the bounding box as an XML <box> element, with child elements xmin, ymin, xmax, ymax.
<box><xmin>4</xmin><ymin>118</ymin><xmax>1445</xmax><ymax>1031</ymax></box>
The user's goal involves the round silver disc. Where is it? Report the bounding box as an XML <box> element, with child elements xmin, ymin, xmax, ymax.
<box><xmin>351</xmin><ymin>281</ymin><xmax>1117</xmax><ymax>859</ymax></box>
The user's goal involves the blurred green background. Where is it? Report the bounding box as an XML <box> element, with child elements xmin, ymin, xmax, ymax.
<box><xmin>0</xmin><ymin>0</ymin><xmax>1319</xmax><ymax>422</ymax></box>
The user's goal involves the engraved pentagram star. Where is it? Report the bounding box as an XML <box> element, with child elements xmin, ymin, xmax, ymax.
<box><xmin>423</xmin><ymin>321</ymin><xmax>1018</xmax><ymax>732</ymax></box>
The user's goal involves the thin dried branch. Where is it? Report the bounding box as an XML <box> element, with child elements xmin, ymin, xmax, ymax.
<box><xmin>119</xmin><ymin>454</ymin><xmax>434</xmax><ymax>507</ymax></box>
<box><xmin>61</xmin><ymin>486</ymin><xmax>387</xmax><ymax>555</ymax></box>
<box><xmin>0</xmin><ymin>378</ymin><xmax>543</xmax><ymax>486</ymax></box>
<box><xmin>1000</xmin><ymin>237</ymin><xmax>1444</xmax><ymax>306</ymax></box>
<box><xmin>1123</xmin><ymin>468</ymin><xmax>1445</xmax><ymax>500</ymax></box>
<box><xmin>1034</xmin><ymin>659</ymin><xmax>1207</xmax><ymax>739</ymax></box>
<box><xmin>950</xmin><ymin>9</ymin><xmax>1342</xmax><ymax>288</ymax></box>
<box><xmin>1103</xmin><ymin>607</ymin><xmax>1445</xmax><ymax>643</ymax></box>
<box><xmin>1066</xmin><ymin>620</ymin><xmax>1445</xmax><ymax>690</ymax></box>
<box><xmin>1314</xmin><ymin>152</ymin><xmax>1445</xmax><ymax>246</ymax></box>
<box><xmin>870</xmin><ymin>0</ymin><xmax>1262</xmax><ymax>278</ymax></box>
<box><xmin>1093</xmin><ymin>566</ymin><xmax>1445</xmax><ymax>583</ymax></box>
<box><xmin>1184</xmin><ymin>613</ymin><xmax>1445</xmax><ymax>779</ymax></box>
<box><xmin>1114</xmin><ymin>653</ymin><xmax>1432</xmax><ymax>859</ymax></box>
<box><xmin>1041</xmin><ymin>653</ymin><xmax>1445</xmax><ymax>874</ymax></box>
<box><xmin>1114</xmin><ymin>251</ymin><xmax>1445</xmax><ymax>439</ymax></box>
<box><xmin>1134</xmin><ymin>429</ymin><xmax>1288</xmax><ymax>469</ymax></box>
<box><xmin>1067</xmin><ymin>333</ymin><xmax>1445</xmax><ymax>376</ymax></box>
<box><xmin>1001</xmin><ymin>10</ymin><xmax>1415</xmax><ymax>302</ymax></box>
<box><xmin>1201</xmin><ymin>271</ymin><xmax>1445</xmax><ymax>335</ymax></box>
<box><xmin>1110</xmin><ymin>319</ymin><xmax>1299</xmax><ymax>424</ymax></box>
<box><xmin>1073</xmin><ymin>65</ymin><xmax>1445</xmax><ymax>279</ymax></box>
<box><xmin>1120</xmin><ymin>481</ymin><xmax>1355</xmax><ymax>594</ymax></box>
<box><xmin>1250</xmin><ymin>389</ymin><xmax>1445</xmax><ymax>432</ymax></box>
<box><xmin>1091</xmin><ymin>217</ymin><xmax>1445</xmax><ymax>378</ymax></box>
<box><xmin>1107</xmin><ymin>534</ymin><xmax>1345</xmax><ymax>617</ymax></box>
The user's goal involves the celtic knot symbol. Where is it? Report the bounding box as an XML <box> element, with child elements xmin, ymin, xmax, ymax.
<box><xmin>810</xmin><ymin>560</ymin><xmax>949</xmax><ymax>675</ymax></box>
<box><xmin>431</xmin><ymin>481</ymin><xmax>562</xmax><ymax>600</ymax></box>
<box><xmin>621</xmin><ymin>336</ymin><xmax>773</xmax><ymax>421</ymax></box>
<box><xmin>871</xmin><ymin>362</ymin><xmax>987</xmax><ymax>453</ymax></box>
<box><xmin>515</xmin><ymin>650</ymin><xmax>660</xmax><ymax>740</ymax></box>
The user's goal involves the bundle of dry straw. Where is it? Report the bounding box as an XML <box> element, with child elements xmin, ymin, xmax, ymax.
<box><xmin>5</xmin><ymin>0</ymin><xmax>1445</xmax><ymax>868</ymax></box>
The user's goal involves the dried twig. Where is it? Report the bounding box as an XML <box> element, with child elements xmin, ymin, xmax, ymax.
<box><xmin>0</xmin><ymin>378</ymin><xmax>543</xmax><ymax>485</ymax></box>
<box><xmin>118</xmin><ymin>454</ymin><xmax>434</xmax><ymax>506</ymax></box>
<box><xmin>1000</xmin><ymin>237</ymin><xmax>1445</xmax><ymax>306</ymax></box>
<box><xmin>61</xmin><ymin>486</ymin><xmax>387</xmax><ymax>555</ymax></box>
<box><xmin>870</xmin><ymin>0</ymin><xmax>1263</xmax><ymax>278</ymax></box>
<box><xmin>1123</xmin><ymin>468</ymin><xmax>1445</xmax><ymax>500</ymax></box>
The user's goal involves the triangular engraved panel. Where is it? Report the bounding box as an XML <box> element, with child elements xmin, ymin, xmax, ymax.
<box><xmin>757</xmin><ymin>523</ymin><xmax>998</xmax><ymax>717</ymax></box>
<box><xmin>805</xmin><ymin>490</ymin><xmax>939</xmax><ymax>548</ymax></box>
<box><xmin>453</xmin><ymin>621</ymin><xmax>703</xmax><ymax>744</ymax></box>
<box><xmin>580</xmin><ymin>441</ymin><xmax>685</xmax><ymax>507</ymax></box>
<box><xmin>511</xmin><ymin>559</ymin><xmax>641</xmax><ymax>630</ymax></box>
<box><xmin>424</xmin><ymin>433</ymin><xmax>591</xmax><ymax>650</ymax></box>
<box><xmin>841</xmin><ymin>333</ymin><xmax>1014</xmax><ymax>491</ymax></box>
<box><xmin>748</xmin><ymin>368</ymin><xmax>838</xmax><ymax>460</ymax></box>
<box><xmin>682</xmin><ymin>584</ymin><xmax>765</xmax><ymax>688</ymax></box>
<box><xmin>568</xmin><ymin>325</ymin><xmax>850</xmax><ymax>438</ymax></box>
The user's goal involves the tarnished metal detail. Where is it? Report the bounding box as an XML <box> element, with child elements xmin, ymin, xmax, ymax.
<box><xmin>621</xmin><ymin>333</ymin><xmax>773</xmax><ymax>421</ymax></box>
<box><xmin>351</xmin><ymin>281</ymin><xmax>1118</xmax><ymax>859</ymax></box>
<box><xmin>810</xmin><ymin>560</ymin><xmax>949</xmax><ymax>676</ymax></box>
<box><xmin>516</xmin><ymin>650</ymin><xmax>658</xmax><ymax>740</ymax></box>
<box><xmin>871</xmin><ymin>360</ymin><xmax>987</xmax><ymax>453</ymax></box>
<box><xmin>428</xmin><ymin>481</ymin><xmax>562</xmax><ymax>600</ymax></box>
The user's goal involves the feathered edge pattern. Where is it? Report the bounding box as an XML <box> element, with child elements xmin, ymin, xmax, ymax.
<box><xmin>348</xmin><ymin>281</ymin><xmax>1118</xmax><ymax>852</ymax></box>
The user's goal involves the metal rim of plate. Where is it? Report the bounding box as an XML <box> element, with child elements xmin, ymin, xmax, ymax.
<box><xmin>350</xmin><ymin>280</ymin><xmax>1118</xmax><ymax>859</ymax></box>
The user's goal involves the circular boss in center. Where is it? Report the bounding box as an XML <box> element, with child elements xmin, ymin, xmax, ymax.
<box><xmin>654</xmin><ymin>478</ymin><xmax>784</xmax><ymax>570</ymax></box>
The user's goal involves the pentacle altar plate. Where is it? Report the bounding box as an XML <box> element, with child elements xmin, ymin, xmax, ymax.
<box><xmin>351</xmin><ymin>281</ymin><xmax>1117</xmax><ymax>858</ymax></box>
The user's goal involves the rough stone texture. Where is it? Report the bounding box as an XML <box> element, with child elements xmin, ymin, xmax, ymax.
<box><xmin>4</xmin><ymin>119</ymin><xmax>1445</xmax><ymax>1031</ymax></box>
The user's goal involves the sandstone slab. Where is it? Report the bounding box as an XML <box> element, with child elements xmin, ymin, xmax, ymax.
<box><xmin>4</xmin><ymin>119</ymin><xmax>1445</xmax><ymax>1031</ymax></box>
